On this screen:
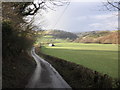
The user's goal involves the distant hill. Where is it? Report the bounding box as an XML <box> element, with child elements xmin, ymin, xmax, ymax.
<box><xmin>74</xmin><ymin>30</ymin><xmax>119</xmax><ymax>44</ymax></box>
<box><xmin>76</xmin><ymin>31</ymin><xmax>111</xmax><ymax>38</ymax></box>
<box><xmin>43</xmin><ymin>30</ymin><xmax>78</xmax><ymax>40</ymax></box>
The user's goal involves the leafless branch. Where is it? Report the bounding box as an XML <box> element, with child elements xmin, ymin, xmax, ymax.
<box><xmin>23</xmin><ymin>0</ymin><xmax>69</xmax><ymax>16</ymax></box>
<box><xmin>23</xmin><ymin>1</ymin><xmax>45</xmax><ymax>16</ymax></box>
<box><xmin>107</xmin><ymin>0</ymin><xmax>120</xmax><ymax>11</ymax></box>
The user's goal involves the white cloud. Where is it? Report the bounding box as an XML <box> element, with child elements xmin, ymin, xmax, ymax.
<box><xmin>93</xmin><ymin>14</ymin><xmax>113</xmax><ymax>20</ymax></box>
<box><xmin>89</xmin><ymin>19</ymin><xmax>118</xmax><ymax>30</ymax></box>
<box><xmin>88</xmin><ymin>12</ymin><xmax>118</xmax><ymax>30</ymax></box>
<box><xmin>89</xmin><ymin>23</ymin><xmax>102</xmax><ymax>28</ymax></box>
<box><xmin>42</xmin><ymin>6</ymin><xmax>69</xmax><ymax>30</ymax></box>
<box><xmin>70</xmin><ymin>0</ymin><xmax>102</xmax><ymax>2</ymax></box>
<box><xmin>76</xmin><ymin>16</ymin><xmax>88</xmax><ymax>21</ymax></box>
<box><xmin>92</xmin><ymin>12</ymin><xmax>118</xmax><ymax>20</ymax></box>
<box><xmin>70</xmin><ymin>0</ymin><xmax>119</xmax><ymax>2</ymax></box>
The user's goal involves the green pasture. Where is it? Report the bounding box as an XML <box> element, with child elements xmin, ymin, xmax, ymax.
<box><xmin>41</xmin><ymin>43</ymin><xmax>119</xmax><ymax>79</ymax></box>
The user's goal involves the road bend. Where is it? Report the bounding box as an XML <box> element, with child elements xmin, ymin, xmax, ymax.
<box><xmin>26</xmin><ymin>47</ymin><xmax>72</xmax><ymax>89</ymax></box>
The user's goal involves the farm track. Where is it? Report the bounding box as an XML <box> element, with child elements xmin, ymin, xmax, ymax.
<box><xmin>26</xmin><ymin>47</ymin><xmax>71</xmax><ymax>89</ymax></box>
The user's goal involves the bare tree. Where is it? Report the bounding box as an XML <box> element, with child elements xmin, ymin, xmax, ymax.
<box><xmin>23</xmin><ymin>0</ymin><xmax>70</xmax><ymax>16</ymax></box>
<box><xmin>22</xmin><ymin>0</ymin><xmax>70</xmax><ymax>31</ymax></box>
<box><xmin>103</xmin><ymin>0</ymin><xmax>120</xmax><ymax>11</ymax></box>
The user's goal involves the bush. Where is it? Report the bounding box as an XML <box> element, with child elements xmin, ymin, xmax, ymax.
<box><xmin>2</xmin><ymin>20</ymin><xmax>36</xmax><ymax>88</ymax></box>
<box><xmin>2</xmin><ymin>20</ymin><xmax>34</xmax><ymax>59</ymax></box>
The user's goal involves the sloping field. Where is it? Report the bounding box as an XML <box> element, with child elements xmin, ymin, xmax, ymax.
<box><xmin>41</xmin><ymin>43</ymin><xmax>119</xmax><ymax>79</ymax></box>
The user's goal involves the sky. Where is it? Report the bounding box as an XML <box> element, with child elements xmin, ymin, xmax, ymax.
<box><xmin>31</xmin><ymin>0</ymin><xmax>118</xmax><ymax>32</ymax></box>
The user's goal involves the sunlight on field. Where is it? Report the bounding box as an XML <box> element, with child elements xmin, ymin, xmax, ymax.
<box><xmin>46</xmin><ymin>43</ymin><xmax>119</xmax><ymax>51</ymax></box>
<box><xmin>41</xmin><ymin>43</ymin><xmax>119</xmax><ymax>79</ymax></box>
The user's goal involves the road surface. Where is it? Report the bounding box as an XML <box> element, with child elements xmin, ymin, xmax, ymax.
<box><xmin>26</xmin><ymin>47</ymin><xmax>72</xmax><ymax>89</ymax></box>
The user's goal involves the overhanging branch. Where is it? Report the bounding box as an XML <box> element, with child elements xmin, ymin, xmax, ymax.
<box><xmin>107</xmin><ymin>0</ymin><xmax>120</xmax><ymax>11</ymax></box>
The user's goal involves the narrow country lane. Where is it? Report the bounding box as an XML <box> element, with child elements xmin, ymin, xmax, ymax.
<box><xmin>26</xmin><ymin>47</ymin><xmax>72</xmax><ymax>89</ymax></box>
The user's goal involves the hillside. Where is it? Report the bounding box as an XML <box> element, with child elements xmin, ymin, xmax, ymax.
<box><xmin>76</xmin><ymin>31</ymin><xmax>111</xmax><ymax>38</ymax></box>
<box><xmin>75</xmin><ymin>30</ymin><xmax>119</xmax><ymax>44</ymax></box>
<box><xmin>43</xmin><ymin>30</ymin><xmax>78</xmax><ymax>40</ymax></box>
